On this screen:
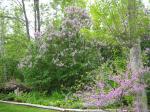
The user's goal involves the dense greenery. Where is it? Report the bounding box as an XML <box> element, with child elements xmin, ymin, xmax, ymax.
<box><xmin>0</xmin><ymin>0</ymin><xmax>149</xmax><ymax>111</ymax></box>
<box><xmin>0</xmin><ymin>91</ymin><xmax>82</xmax><ymax>108</ymax></box>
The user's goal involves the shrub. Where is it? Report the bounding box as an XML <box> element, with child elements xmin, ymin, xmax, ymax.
<box><xmin>20</xmin><ymin>6</ymin><xmax>102</xmax><ymax>92</ymax></box>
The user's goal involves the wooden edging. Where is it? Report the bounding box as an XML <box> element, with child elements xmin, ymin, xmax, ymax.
<box><xmin>0</xmin><ymin>100</ymin><xmax>111</xmax><ymax>112</ymax></box>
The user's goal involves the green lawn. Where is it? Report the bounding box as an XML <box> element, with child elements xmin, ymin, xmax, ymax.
<box><xmin>0</xmin><ymin>103</ymin><xmax>57</xmax><ymax>112</ymax></box>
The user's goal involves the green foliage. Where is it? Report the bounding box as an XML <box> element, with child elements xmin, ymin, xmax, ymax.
<box><xmin>147</xmin><ymin>87</ymin><xmax>150</xmax><ymax>106</ymax></box>
<box><xmin>22</xmin><ymin>35</ymin><xmax>102</xmax><ymax>92</ymax></box>
<box><xmin>0</xmin><ymin>6</ymin><xmax>30</xmax><ymax>82</ymax></box>
<box><xmin>101</xmin><ymin>95</ymin><xmax>133</xmax><ymax>109</ymax></box>
<box><xmin>144</xmin><ymin>72</ymin><xmax>150</xmax><ymax>87</ymax></box>
<box><xmin>0</xmin><ymin>34</ymin><xmax>30</xmax><ymax>81</ymax></box>
<box><xmin>0</xmin><ymin>0</ymin><xmax>149</xmax><ymax>109</ymax></box>
<box><xmin>0</xmin><ymin>91</ymin><xmax>83</xmax><ymax>108</ymax></box>
<box><xmin>122</xmin><ymin>95</ymin><xmax>134</xmax><ymax>106</ymax></box>
<box><xmin>89</xmin><ymin>0</ymin><xmax>149</xmax><ymax>47</ymax></box>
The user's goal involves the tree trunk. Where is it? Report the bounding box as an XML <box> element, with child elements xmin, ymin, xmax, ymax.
<box><xmin>37</xmin><ymin>0</ymin><xmax>40</xmax><ymax>32</ymax></box>
<box><xmin>34</xmin><ymin>0</ymin><xmax>40</xmax><ymax>40</ymax></box>
<box><xmin>128</xmin><ymin>0</ymin><xmax>148</xmax><ymax>111</ymax></box>
<box><xmin>22</xmin><ymin>0</ymin><xmax>30</xmax><ymax>40</ymax></box>
<box><xmin>34</xmin><ymin>0</ymin><xmax>37</xmax><ymax>32</ymax></box>
<box><xmin>129</xmin><ymin>39</ymin><xmax>148</xmax><ymax>112</ymax></box>
<box><xmin>129</xmin><ymin>40</ymin><xmax>141</xmax><ymax>73</ymax></box>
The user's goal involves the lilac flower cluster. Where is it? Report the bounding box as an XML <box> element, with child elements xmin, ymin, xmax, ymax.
<box><xmin>34</xmin><ymin>31</ymin><xmax>42</xmax><ymax>37</ymax></box>
<box><xmin>20</xmin><ymin>7</ymin><xmax>91</xmax><ymax>68</ymax></box>
<box><xmin>38</xmin><ymin>6</ymin><xmax>91</xmax><ymax>58</ymax></box>
<box><xmin>46</xmin><ymin>6</ymin><xmax>91</xmax><ymax>41</ymax></box>
<box><xmin>65</xmin><ymin>6</ymin><xmax>90</xmax><ymax>19</ymax></box>
<box><xmin>61</xmin><ymin>6</ymin><xmax>91</xmax><ymax>38</ymax></box>
<box><xmin>88</xmin><ymin>64</ymin><xmax>149</xmax><ymax>107</ymax></box>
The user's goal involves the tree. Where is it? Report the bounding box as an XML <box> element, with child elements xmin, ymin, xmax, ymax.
<box><xmin>21</xmin><ymin>0</ymin><xmax>30</xmax><ymax>40</ymax></box>
<box><xmin>0</xmin><ymin>11</ymin><xmax>7</xmax><ymax>81</ymax></box>
<box><xmin>34</xmin><ymin>0</ymin><xmax>40</xmax><ymax>38</ymax></box>
<box><xmin>0</xmin><ymin>4</ymin><xmax>30</xmax><ymax>82</ymax></box>
<box><xmin>128</xmin><ymin>0</ymin><xmax>148</xmax><ymax>111</ymax></box>
<box><xmin>88</xmin><ymin>0</ymin><xmax>149</xmax><ymax>111</ymax></box>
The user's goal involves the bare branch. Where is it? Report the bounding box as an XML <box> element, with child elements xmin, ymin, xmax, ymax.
<box><xmin>0</xmin><ymin>15</ymin><xmax>25</xmax><ymax>23</ymax></box>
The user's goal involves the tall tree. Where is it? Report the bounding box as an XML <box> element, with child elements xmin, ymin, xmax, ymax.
<box><xmin>89</xmin><ymin>0</ymin><xmax>149</xmax><ymax>110</ymax></box>
<box><xmin>34</xmin><ymin>0</ymin><xmax>40</xmax><ymax>34</ymax></box>
<box><xmin>128</xmin><ymin>0</ymin><xmax>148</xmax><ymax>111</ymax></box>
<box><xmin>22</xmin><ymin>0</ymin><xmax>30</xmax><ymax>40</ymax></box>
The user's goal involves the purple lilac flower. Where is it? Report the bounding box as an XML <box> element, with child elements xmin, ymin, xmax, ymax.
<box><xmin>34</xmin><ymin>31</ymin><xmax>42</xmax><ymax>37</ymax></box>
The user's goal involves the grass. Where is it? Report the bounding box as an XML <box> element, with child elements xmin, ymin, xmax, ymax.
<box><xmin>0</xmin><ymin>92</ymin><xmax>83</xmax><ymax>108</ymax></box>
<box><xmin>0</xmin><ymin>103</ymin><xmax>57</xmax><ymax>112</ymax></box>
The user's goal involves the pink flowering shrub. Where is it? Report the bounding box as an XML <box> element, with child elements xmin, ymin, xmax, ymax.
<box><xmin>88</xmin><ymin>64</ymin><xmax>149</xmax><ymax>108</ymax></box>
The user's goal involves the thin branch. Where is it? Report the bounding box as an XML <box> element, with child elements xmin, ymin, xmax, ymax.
<box><xmin>0</xmin><ymin>15</ymin><xmax>25</xmax><ymax>23</ymax></box>
<box><xmin>13</xmin><ymin>0</ymin><xmax>23</xmax><ymax>10</ymax></box>
<box><xmin>21</xmin><ymin>0</ymin><xmax>31</xmax><ymax>40</ymax></box>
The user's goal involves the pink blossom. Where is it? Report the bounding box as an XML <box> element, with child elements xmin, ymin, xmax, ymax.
<box><xmin>97</xmin><ymin>82</ymin><xmax>105</xmax><ymax>89</ymax></box>
<box><xmin>88</xmin><ymin>66</ymin><xmax>149</xmax><ymax>107</ymax></box>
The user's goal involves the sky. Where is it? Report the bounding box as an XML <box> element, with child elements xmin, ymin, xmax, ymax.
<box><xmin>1</xmin><ymin>0</ymin><xmax>150</xmax><ymax>37</ymax></box>
<box><xmin>143</xmin><ymin>0</ymin><xmax>150</xmax><ymax>8</ymax></box>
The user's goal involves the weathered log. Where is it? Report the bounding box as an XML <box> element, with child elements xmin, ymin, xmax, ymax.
<box><xmin>0</xmin><ymin>80</ymin><xmax>30</xmax><ymax>93</ymax></box>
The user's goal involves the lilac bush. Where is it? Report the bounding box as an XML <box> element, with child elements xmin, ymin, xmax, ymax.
<box><xmin>37</xmin><ymin>6</ymin><xmax>91</xmax><ymax>55</ymax></box>
<box><xmin>28</xmin><ymin>6</ymin><xmax>92</xmax><ymax>68</ymax></box>
<box><xmin>19</xmin><ymin>6</ymin><xmax>101</xmax><ymax>91</ymax></box>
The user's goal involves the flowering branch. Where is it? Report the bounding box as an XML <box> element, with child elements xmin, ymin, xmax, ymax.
<box><xmin>88</xmin><ymin>64</ymin><xmax>149</xmax><ymax>108</ymax></box>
